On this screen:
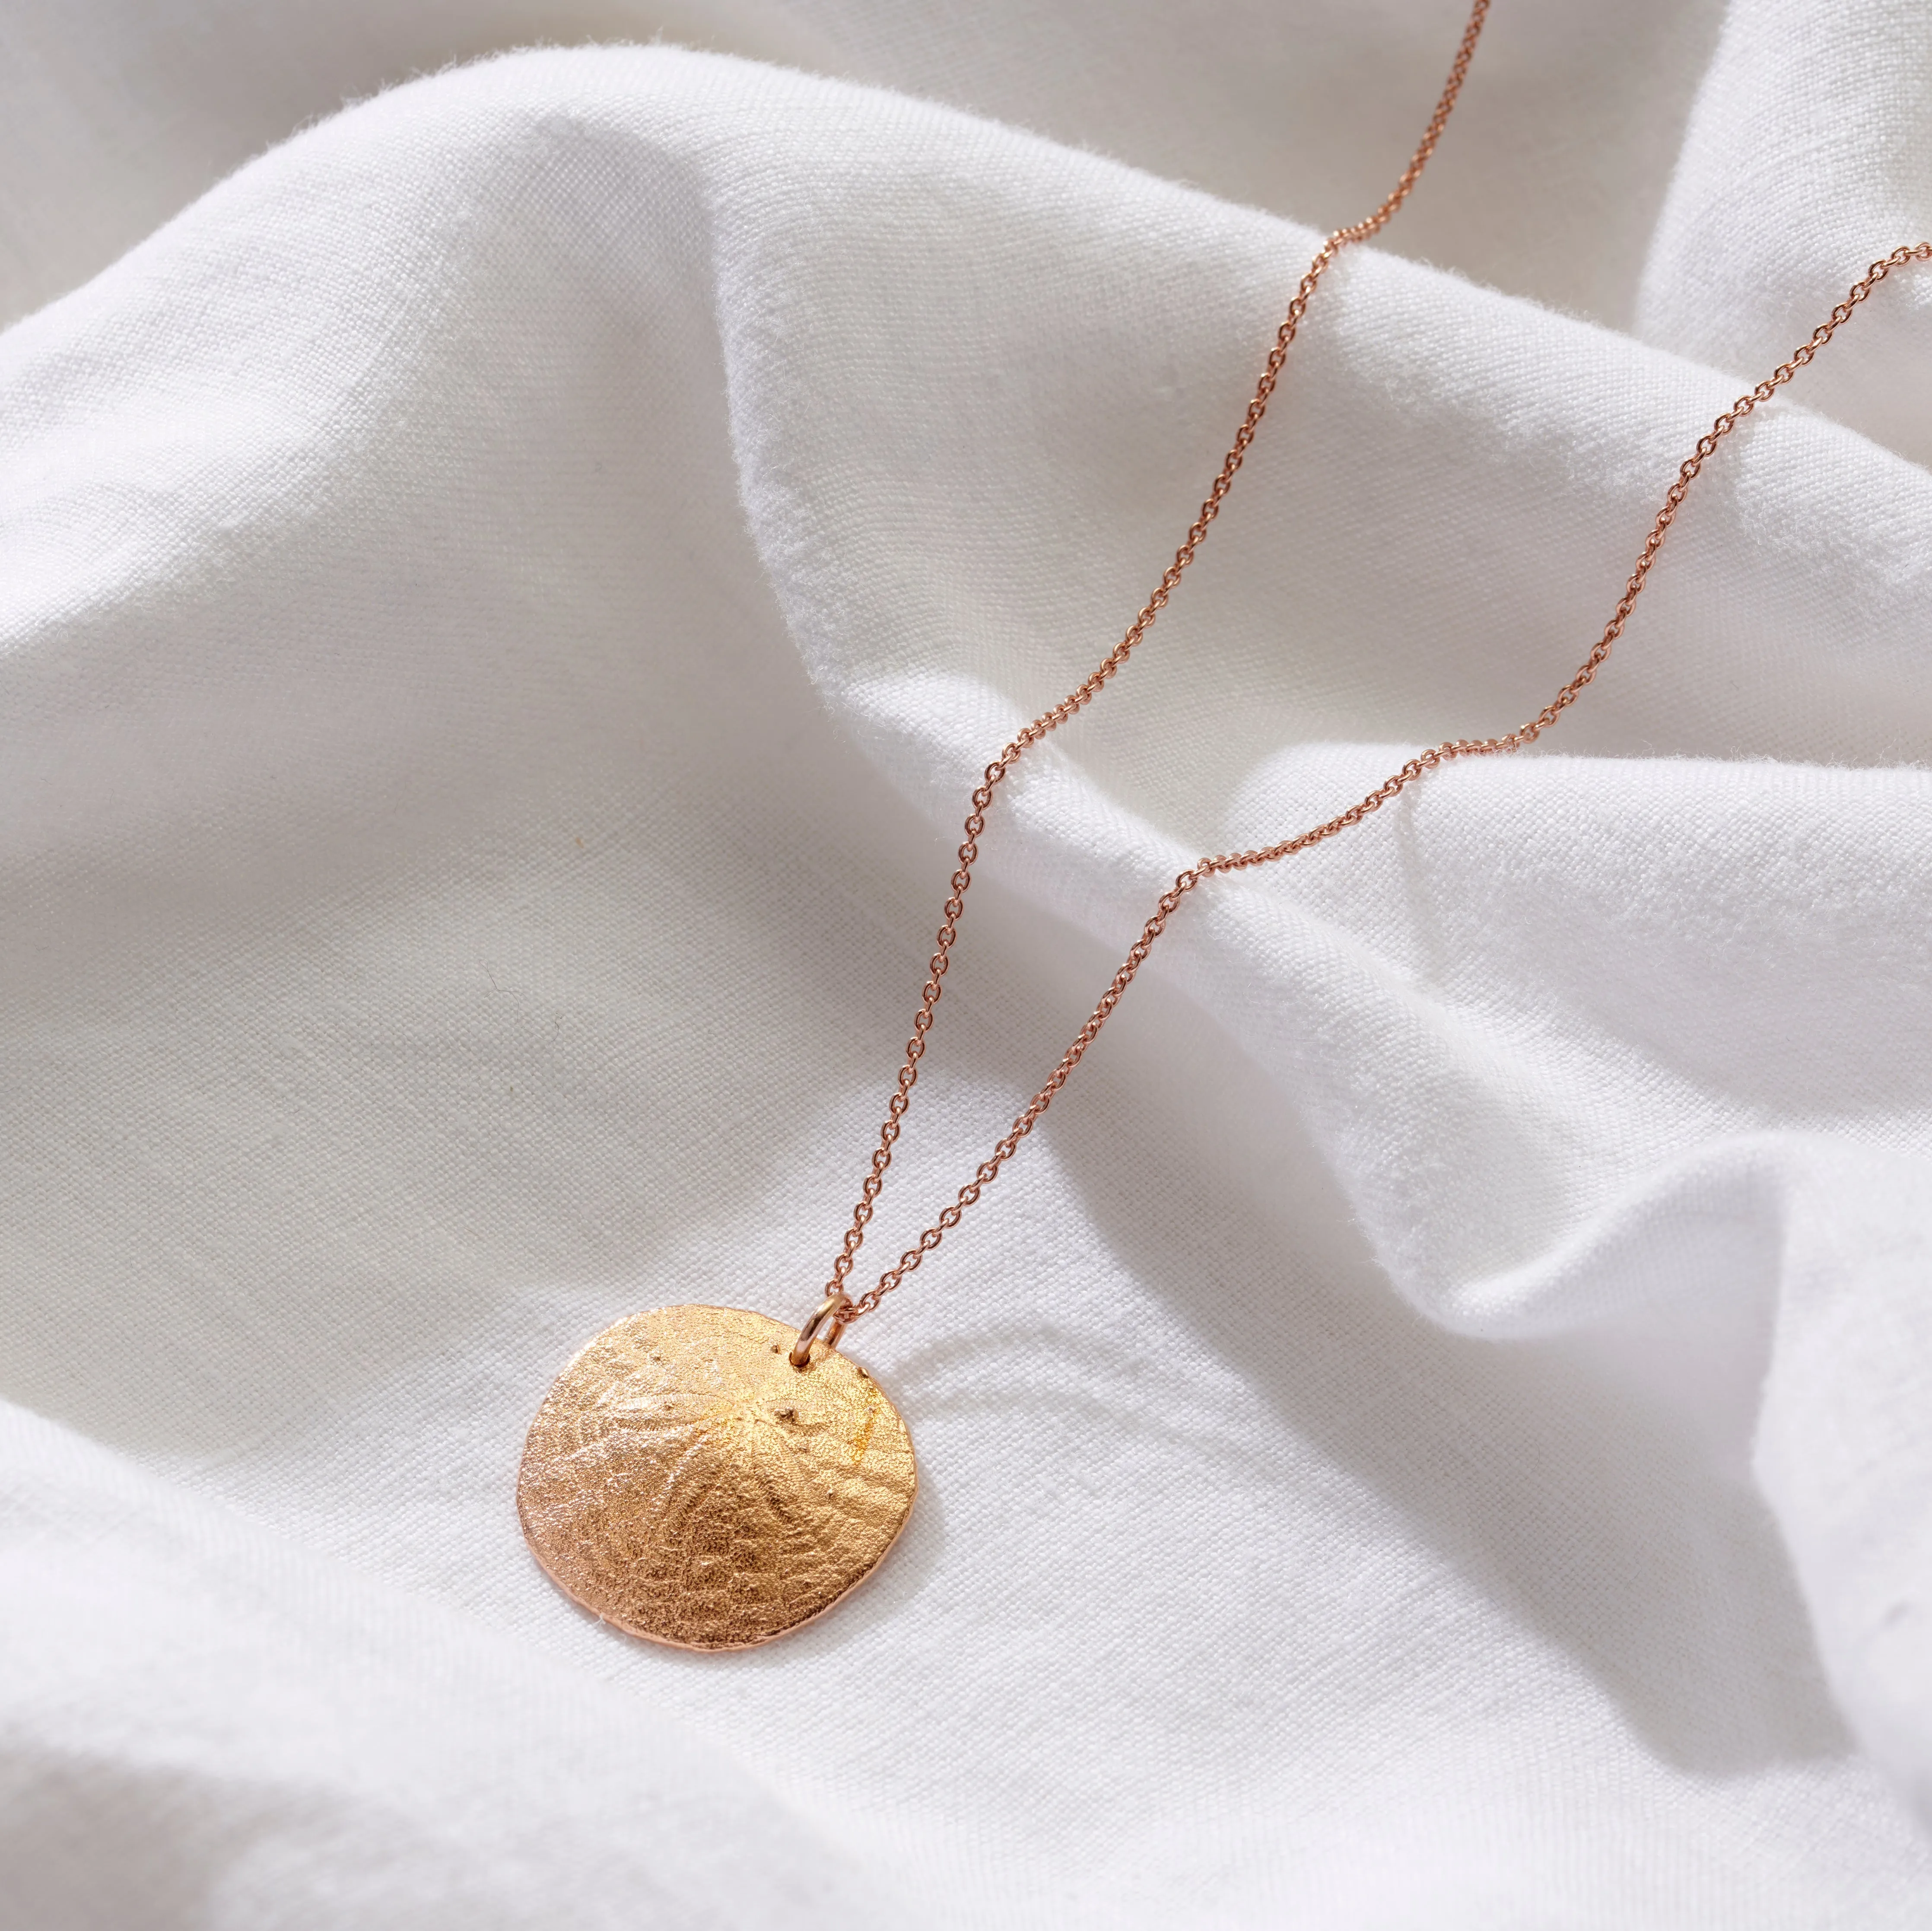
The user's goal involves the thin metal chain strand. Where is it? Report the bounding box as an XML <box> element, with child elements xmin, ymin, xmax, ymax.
<box><xmin>846</xmin><ymin>242</ymin><xmax>1932</xmax><ymax>1323</ymax></box>
<box><xmin>820</xmin><ymin>0</ymin><xmax>1494</xmax><ymax>1313</ymax></box>
<box><xmin>1202</xmin><ymin>243</ymin><xmax>1932</xmax><ymax>876</ymax></box>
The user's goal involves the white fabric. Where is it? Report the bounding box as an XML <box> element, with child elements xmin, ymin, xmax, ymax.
<box><xmin>3</xmin><ymin>3</ymin><xmax>1932</xmax><ymax>1924</ymax></box>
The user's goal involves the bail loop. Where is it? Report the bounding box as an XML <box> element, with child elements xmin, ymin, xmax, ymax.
<box><xmin>789</xmin><ymin>1296</ymin><xmax>850</xmax><ymax>1371</ymax></box>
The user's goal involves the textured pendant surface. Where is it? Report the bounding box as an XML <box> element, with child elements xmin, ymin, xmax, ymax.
<box><xmin>517</xmin><ymin>1304</ymin><xmax>916</xmax><ymax>1650</ymax></box>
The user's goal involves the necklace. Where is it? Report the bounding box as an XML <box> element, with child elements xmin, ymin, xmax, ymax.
<box><xmin>517</xmin><ymin>0</ymin><xmax>1930</xmax><ymax>1651</ymax></box>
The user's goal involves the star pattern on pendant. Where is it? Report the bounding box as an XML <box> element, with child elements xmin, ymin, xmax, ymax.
<box><xmin>518</xmin><ymin>1306</ymin><xmax>915</xmax><ymax>1649</ymax></box>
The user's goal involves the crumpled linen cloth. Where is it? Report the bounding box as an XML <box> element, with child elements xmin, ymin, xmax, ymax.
<box><xmin>4</xmin><ymin>1</ymin><xmax>1932</xmax><ymax>1923</ymax></box>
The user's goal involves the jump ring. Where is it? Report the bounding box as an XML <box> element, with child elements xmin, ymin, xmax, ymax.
<box><xmin>789</xmin><ymin>1296</ymin><xmax>849</xmax><ymax>1371</ymax></box>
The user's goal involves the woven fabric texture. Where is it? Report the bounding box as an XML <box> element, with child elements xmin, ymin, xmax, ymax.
<box><xmin>3</xmin><ymin>3</ymin><xmax>1932</xmax><ymax>1923</ymax></box>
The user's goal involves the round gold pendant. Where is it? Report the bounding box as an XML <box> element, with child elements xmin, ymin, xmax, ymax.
<box><xmin>517</xmin><ymin>1304</ymin><xmax>916</xmax><ymax>1650</ymax></box>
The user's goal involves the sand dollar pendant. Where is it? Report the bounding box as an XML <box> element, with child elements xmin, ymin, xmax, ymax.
<box><xmin>517</xmin><ymin>1303</ymin><xmax>915</xmax><ymax>1650</ymax></box>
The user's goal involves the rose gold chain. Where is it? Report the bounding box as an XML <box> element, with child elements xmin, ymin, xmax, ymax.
<box><xmin>825</xmin><ymin>242</ymin><xmax>1932</xmax><ymax>1330</ymax></box>
<box><xmin>1199</xmin><ymin>243</ymin><xmax>1932</xmax><ymax>874</ymax></box>
<box><xmin>812</xmin><ymin>0</ymin><xmax>1493</xmax><ymax>1334</ymax></box>
<box><xmin>812</xmin><ymin>0</ymin><xmax>1930</xmax><ymax>1341</ymax></box>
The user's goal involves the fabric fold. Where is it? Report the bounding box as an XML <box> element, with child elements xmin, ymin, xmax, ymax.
<box><xmin>2</xmin><ymin>26</ymin><xmax>1931</xmax><ymax>1926</ymax></box>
